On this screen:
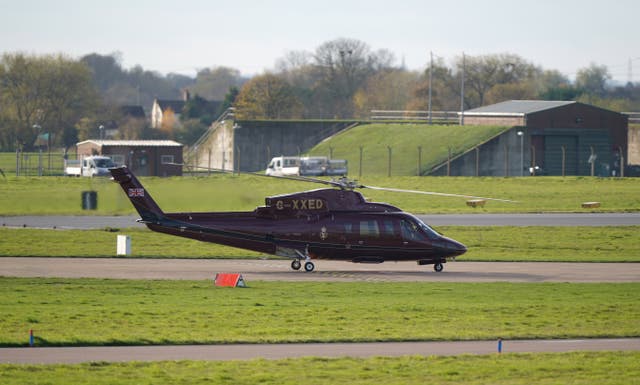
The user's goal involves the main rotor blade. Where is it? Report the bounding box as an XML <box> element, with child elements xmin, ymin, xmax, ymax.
<box><xmin>168</xmin><ymin>163</ymin><xmax>517</xmax><ymax>202</ymax></box>
<box><xmin>360</xmin><ymin>185</ymin><xmax>518</xmax><ymax>203</ymax></box>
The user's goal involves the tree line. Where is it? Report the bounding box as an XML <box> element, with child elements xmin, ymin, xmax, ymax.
<box><xmin>1</xmin><ymin>37</ymin><xmax>639</xmax><ymax>151</ymax></box>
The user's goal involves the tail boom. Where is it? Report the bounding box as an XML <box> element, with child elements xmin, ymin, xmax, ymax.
<box><xmin>110</xmin><ymin>167</ymin><xmax>164</xmax><ymax>223</ymax></box>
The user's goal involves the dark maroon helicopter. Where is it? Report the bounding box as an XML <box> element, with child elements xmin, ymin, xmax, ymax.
<box><xmin>110</xmin><ymin>166</ymin><xmax>511</xmax><ymax>272</ymax></box>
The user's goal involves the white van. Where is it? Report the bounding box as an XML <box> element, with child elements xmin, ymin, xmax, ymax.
<box><xmin>64</xmin><ymin>156</ymin><xmax>115</xmax><ymax>177</ymax></box>
<box><xmin>266</xmin><ymin>156</ymin><xmax>300</xmax><ymax>176</ymax></box>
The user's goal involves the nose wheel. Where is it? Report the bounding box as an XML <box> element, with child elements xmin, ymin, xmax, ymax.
<box><xmin>291</xmin><ymin>260</ymin><xmax>301</xmax><ymax>270</ymax></box>
<box><xmin>434</xmin><ymin>263</ymin><xmax>444</xmax><ymax>272</ymax></box>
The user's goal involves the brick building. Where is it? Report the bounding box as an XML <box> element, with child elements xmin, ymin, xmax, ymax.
<box><xmin>75</xmin><ymin>140</ymin><xmax>183</xmax><ymax>176</ymax></box>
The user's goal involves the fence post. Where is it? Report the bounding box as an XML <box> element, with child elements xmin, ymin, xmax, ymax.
<box><xmin>359</xmin><ymin>146</ymin><xmax>363</xmax><ymax>178</ymax></box>
<box><xmin>193</xmin><ymin>146</ymin><xmax>198</xmax><ymax>176</ymax></box>
<box><xmin>619</xmin><ymin>146</ymin><xmax>624</xmax><ymax>177</ymax></box>
<box><xmin>235</xmin><ymin>146</ymin><xmax>241</xmax><ymax>175</ymax></box>
<box><xmin>590</xmin><ymin>146</ymin><xmax>595</xmax><ymax>177</ymax></box>
<box><xmin>504</xmin><ymin>143</ymin><xmax>509</xmax><ymax>177</ymax></box>
<box><xmin>447</xmin><ymin>147</ymin><xmax>451</xmax><ymax>176</ymax></box>
<box><xmin>561</xmin><ymin>145</ymin><xmax>566</xmax><ymax>177</ymax></box>
<box><xmin>531</xmin><ymin>145</ymin><xmax>536</xmax><ymax>176</ymax></box>
<box><xmin>38</xmin><ymin>149</ymin><xmax>43</xmax><ymax>176</ymax></box>
<box><xmin>387</xmin><ymin>146</ymin><xmax>392</xmax><ymax>177</ymax></box>
<box><xmin>475</xmin><ymin>147</ymin><xmax>480</xmax><ymax>177</ymax></box>
<box><xmin>208</xmin><ymin>149</ymin><xmax>212</xmax><ymax>176</ymax></box>
<box><xmin>417</xmin><ymin>146</ymin><xmax>422</xmax><ymax>176</ymax></box>
<box><xmin>266</xmin><ymin>145</ymin><xmax>271</xmax><ymax>166</ymax></box>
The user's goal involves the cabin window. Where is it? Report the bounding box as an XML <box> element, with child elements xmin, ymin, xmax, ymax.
<box><xmin>344</xmin><ymin>223</ymin><xmax>353</xmax><ymax>234</ymax></box>
<box><xmin>382</xmin><ymin>220</ymin><xmax>396</xmax><ymax>237</ymax></box>
<box><xmin>359</xmin><ymin>220</ymin><xmax>379</xmax><ymax>238</ymax></box>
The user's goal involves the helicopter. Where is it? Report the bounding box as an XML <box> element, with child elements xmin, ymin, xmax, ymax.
<box><xmin>109</xmin><ymin>166</ymin><xmax>514</xmax><ymax>272</ymax></box>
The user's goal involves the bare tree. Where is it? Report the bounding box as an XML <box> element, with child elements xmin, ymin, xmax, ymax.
<box><xmin>454</xmin><ymin>53</ymin><xmax>540</xmax><ymax>108</ymax></box>
<box><xmin>235</xmin><ymin>73</ymin><xmax>302</xmax><ymax>119</ymax></box>
<box><xmin>191</xmin><ymin>66</ymin><xmax>245</xmax><ymax>101</ymax></box>
<box><xmin>0</xmin><ymin>53</ymin><xmax>99</xmax><ymax>150</ymax></box>
<box><xmin>575</xmin><ymin>63</ymin><xmax>611</xmax><ymax>98</ymax></box>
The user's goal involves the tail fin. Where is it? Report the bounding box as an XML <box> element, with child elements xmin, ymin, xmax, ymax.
<box><xmin>110</xmin><ymin>167</ymin><xmax>164</xmax><ymax>223</ymax></box>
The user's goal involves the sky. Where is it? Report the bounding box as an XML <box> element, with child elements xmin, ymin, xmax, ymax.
<box><xmin>1</xmin><ymin>0</ymin><xmax>638</xmax><ymax>83</ymax></box>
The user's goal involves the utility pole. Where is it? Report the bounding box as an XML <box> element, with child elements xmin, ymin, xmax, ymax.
<box><xmin>459</xmin><ymin>52</ymin><xmax>465</xmax><ymax>126</ymax></box>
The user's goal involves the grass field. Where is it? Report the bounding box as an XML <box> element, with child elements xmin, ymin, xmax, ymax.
<box><xmin>1</xmin><ymin>278</ymin><xmax>638</xmax><ymax>346</ymax></box>
<box><xmin>2</xmin><ymin>226</ymin><xmax>638</xmax><ymax>262</ymax></box>
<box><xmin>1</xmin><ymin>174</ymin><xmax>639</xmax><ymax>215</ymax></box>
<box><xmin>1</xmin><ymin>351</ymin><xmax>639</xmax><ymax>385</ymax></box>
<box><xmin>307</xmin><ymin>123</ymin><xmax>510</xmax><ymax>176</ymax></box>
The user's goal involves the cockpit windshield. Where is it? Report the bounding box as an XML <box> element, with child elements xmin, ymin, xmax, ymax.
<box><xmin>416</xmin><ymin>219</ymin><xmax>440</xmax><ymax>240</ymax></box>
<box><xmin>400</xmin><ymin>215</ymin><xmax>440</xmax><ymax>241</ymax></box>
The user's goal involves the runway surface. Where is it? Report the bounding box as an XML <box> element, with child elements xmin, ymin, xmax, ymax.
<box><xmin>2</xmin><ymin>339</ymin><xmax>639</xmax><ymax>364</ymax></box>
<box><xmin>2</xmin><ymin>212</ymin><xmax>639</xmax><ymax>229</ymax></box>
<box><xmin>1</xmin><ymin>257</ymin><xmax>639</xmax><ymax>282</ymax></box>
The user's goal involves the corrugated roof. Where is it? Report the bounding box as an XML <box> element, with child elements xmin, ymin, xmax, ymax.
<box><xmin>77</xmin><ymin>140</ymin><xmax>183</xmax><ymax>147</ymax></box>
<box><xmin>465</xmin><ymin>100</ymin><xmax>576</xmax><ymax>116</ymax></box>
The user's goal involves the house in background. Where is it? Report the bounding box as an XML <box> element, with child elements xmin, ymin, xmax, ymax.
<box><xmin>75</xmin><ymin>139</ymin><xmax>183</xmax><ymax>176</ymax></box>
<box><xmin>151</xmin><ymin>97</ymin><xmax>187</xmax><ymax>130</ymax></box>
<box><xmin>98</xmin><ymin>105</ymin><xmax>146</xmax><ymax>139</ymax></box>
<box><xmin>151</xmin><ymin>89</ymin><xmax>223</xmax><ymax>131</ymax></box>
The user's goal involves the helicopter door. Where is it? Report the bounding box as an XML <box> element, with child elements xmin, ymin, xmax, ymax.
<box><xmin>381</xmin><ymin>219</ymin><xmax>402</xmax><ymax>243</ymax></box>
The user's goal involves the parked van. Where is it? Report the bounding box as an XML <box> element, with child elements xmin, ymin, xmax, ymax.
<box><xmin>266</xmin><ymin>156</ymin><xmax>348</xmax><ymax>177</ymax></box>
<box><xmin>64</xmin><ymin>156</ymin><xmax>115</xmax><ymax>177</ymax></box>
<box><xmin>265</xmin><ymin>156</ymin><xmax>300</xmax><ymax>176</ymax></box>
<box><xmin>299</xmin><ymin>156</ymin><xmax>328</xmax><ymax>176</ymax></box>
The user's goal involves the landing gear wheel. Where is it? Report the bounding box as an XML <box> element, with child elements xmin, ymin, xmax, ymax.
<box><xmin>291</xmin><ymin>260</ymin><xmax>301</xmax><ymax>270</ymax></box>
<box><xmin>304</xmin><ymin>261</ymin><xmax>315</xmax><ymax>272</ymax></box>
<box><xmin>434</xmin><ymin>263</ymin><xmax>444</xmax><ymax>272</ymax></box>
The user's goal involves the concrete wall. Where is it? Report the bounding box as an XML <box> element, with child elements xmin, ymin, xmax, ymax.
<box><xmin>428</xmin><ymin>128</ymin><xmax>528</xmax><ymax>176</ymax></box>
<box><xmin>192</xmin><ymin>120</ymin><xmax>356</xmax><ymax>172</ymax></box>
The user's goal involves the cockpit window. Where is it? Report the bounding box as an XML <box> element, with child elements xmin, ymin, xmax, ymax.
<box><xmin>400</xmin><ymin>220</ymin><xmax>421</xmax><ymax>241</ymax></box>
<box><xmin>416</xmin><ymin>220</ymin><xmax>440</xmax><ymax>240</ymax></box>
<box><xmin>400</xmin><ymin>217</ymin><xmax>440</xmax><ymax>241</ymax></box>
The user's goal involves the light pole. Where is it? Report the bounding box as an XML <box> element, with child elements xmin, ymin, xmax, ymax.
<box><xmin>99</xmin><ymin>125</ymin><xmax>104</xmax><ymax>140</ymax></box>
<box><xmin>517</xmin><ymin>131</ymin><xmax>524</xmax><ymax>176</ymax></box>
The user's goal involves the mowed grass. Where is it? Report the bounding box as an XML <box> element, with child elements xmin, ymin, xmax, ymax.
<box><xmin>448</xmin><ymin>226</ymin><xmax>640</xmax><ymax>262</ymax></box>
<box><xmin>1</xmin><ymin>174</ymin><xmax>639</xmax><ymax>215</ymax></box>
<box><xmin>1</xmin><ymin>278</ymin><xmax>638</xmax><ymax>346</ymax></box>
<box><xmin>308</xmin><ymin>123</ymin><xmax>510</xmax><ymax>176</ymax></box>
<box><xmin>1</xmin><ymin>352</ymin><xmax>639</xmax><ymax>385</ymax></box>
<box><xmin>1</xmin><ymin>226</ymin><xmax>638</xmax><ymax>262</ymax></box>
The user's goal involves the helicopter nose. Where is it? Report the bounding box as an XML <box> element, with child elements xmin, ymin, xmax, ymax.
<box><xmin>443</xmin><ymin>237</ymin><xmax>467</xmax><ymax>256</ymax></box>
